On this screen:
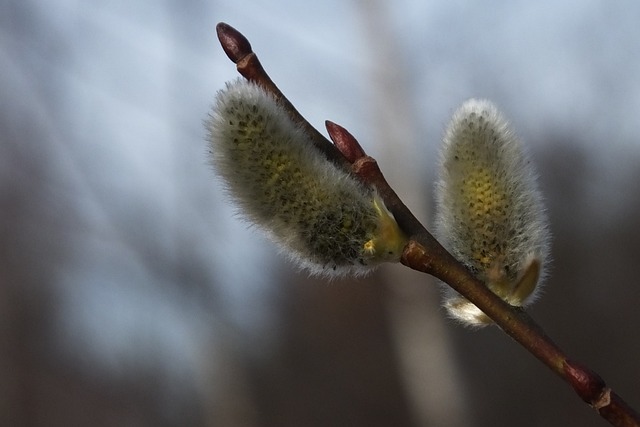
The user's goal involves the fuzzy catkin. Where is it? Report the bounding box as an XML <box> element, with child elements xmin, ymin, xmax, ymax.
<box><xmin>207</xmin><ymin>79</ymin><xmax>406</xmax><ymax>277</ymax></box>
<box><xmin>435</xmin><ymin>99</ymin><xmax>551</xmax><ymax>326</ymax></box>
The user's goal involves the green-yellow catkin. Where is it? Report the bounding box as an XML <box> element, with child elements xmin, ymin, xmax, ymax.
<box><xmin>435</xmin><ymin>99</ymin><xmax>551</xmax><ymax>326</ymax></box>
<box><xmin>206</xmin><ymin>79</ymin><xmax>407</xmax><ymax>277</ymax></box>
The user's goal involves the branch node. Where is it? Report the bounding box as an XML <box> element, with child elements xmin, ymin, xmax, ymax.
<box><xmin>593</xmin><ymin>388</ymin><xmax>613</xmax><ymax>411</ymax></box>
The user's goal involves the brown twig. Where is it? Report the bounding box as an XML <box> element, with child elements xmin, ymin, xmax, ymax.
<box><xmin>326</xmin><ymin>119</ymin><xmax>640</xmax><ymax>427</ymax></box>
<box><xmin>215</xmin><ymin>22</ymin><xmax>640</xmax><ymax>427</ymax></box>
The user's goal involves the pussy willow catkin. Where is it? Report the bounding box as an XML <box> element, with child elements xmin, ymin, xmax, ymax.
<box><xmin>207</xmin><ymin>79</ymin><xmax>407</xmax><ymax>277</ymax></box>
<box><xmin>435</xmin><ymin>99</ymin><xmax>551</xmax><ymax>326</ymax></box>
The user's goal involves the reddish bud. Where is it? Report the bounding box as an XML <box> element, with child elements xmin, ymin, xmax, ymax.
<box><xmin>216</xmin><ymin>22</ymin><xmax>253</xmax><ymax>63</ymax></box>
<box><xmin>325</xmin><ymin>120</ymin><xmax>366</xmax><ymax>164</ymax></box>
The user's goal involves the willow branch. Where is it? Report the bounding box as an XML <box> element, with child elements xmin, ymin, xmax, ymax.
<box><xmin>215</xmin><ymin>22</ymin><xmax>640</xmax><ymax>427</ymax></box>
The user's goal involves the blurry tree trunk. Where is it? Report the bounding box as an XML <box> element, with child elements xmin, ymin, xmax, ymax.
<box><xmin>355</xmin><ymin>1</ymin><xmax>471</xmax><ymax>425</ymax></box>
<box><xmin>199</xmin><ymin>330</ymin><xmax>259</xmax><ymax>427</ymax></box>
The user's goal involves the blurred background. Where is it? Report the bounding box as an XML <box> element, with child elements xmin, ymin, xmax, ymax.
<box><xmin>1</xmin><ymin>0</ymin><xmax>639</xmax><ymax>426</ymax></box>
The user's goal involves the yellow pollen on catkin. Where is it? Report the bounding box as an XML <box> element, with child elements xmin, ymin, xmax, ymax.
<box><xmin>363</xmin><ymin>240</ymin><xmax>376</xmax><ymax>255</ymax></box>
<box><xmin>457</xmin><ymin>166</ymin><xmax>510</xmax><ymax>271</ymax></box>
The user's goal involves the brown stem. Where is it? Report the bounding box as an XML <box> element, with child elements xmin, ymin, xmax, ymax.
<box><xmin>329</xmin><ymin>126</ymin><xmax>640</xmax><ymax>427</ymax></box>
<box><xmin>214</xmin><ymin>22</ymin><xmax>640</xmax><ymax>427</ymax></box>
<box><xmin>332</xmin><ymin>124</ymin><xmax>640</xmax><ymax>427</ymax></box>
